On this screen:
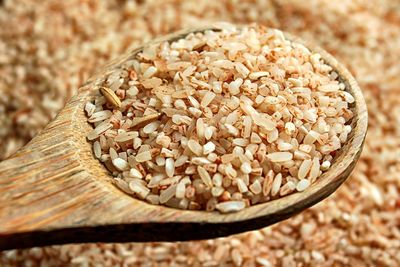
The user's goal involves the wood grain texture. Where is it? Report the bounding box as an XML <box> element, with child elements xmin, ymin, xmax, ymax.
<box><xmin>0</xmin><ymin>26</ymin><xmax>368</xmax><ymax>250</ymax></box>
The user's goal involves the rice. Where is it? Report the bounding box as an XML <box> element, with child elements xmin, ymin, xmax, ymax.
<box><xmin>198</xmin><ymin>166</ymin><xmax>213</xmax><ymax>188</ymax></box>
<box><xmin>165</xmin><ymin>158</ymin><xmax>175</xmax><ymax>178</ymax></box>
<box><xmin>240</xmin><ymin>162</ymin><xmax>252</xmax><ymax>174</ymax></box>
<box><xmin>271</xmin><ymin>173</ymin><xmax>283</xmax><ymax>197</ymax></box>
<box><xmin>200</xmin><ymin>91</ymin><xmax>216</xmax><ymax>108</ymax></box>
<box><xmin>143</xmin><ymin>121</ymin><xmax>160</xmax><ymax>134</ymax></box>
<box><xmin>297</xmin><ymin>159</ymin><xmax>312</xmax><ymax>180</ymax></box>
<box><xmin>112</xmin><ymin>158</ymin><xmax>129</xmax><ymax>171</ymax></box>
<box><xmin>296</xmin><ymin>179</ymin><xmax>310</xmax><ymax>192</ymax></box>
<box><xmin>187</xmin><ymin>140</ymin><xmax>203</xmax><ymax>156</ymax></box>
<box><xmin>2</xmin><ymin>0</ymin><xmax>399</xmax><ymax>265</ymax></box>
<box><xmin>249</xmin><ymin>180</ymin><xmax>262</xmax><ymax>195</ymax></box>
<box><xmin>237</xmin><ymin>178</ymin><xmax>249</xmax><ymax>193</ymax></box>
<box><xmin>87</xmin><ymin>24</ymin><xmax>356</xmax><ymax>212</ymax></box>
<box><xmin>203</xmin><ymin>142</ymin><xmax>216</xmax><ymax>155</ymax></box>
<box><xmin>129</xmin><ymin>180</ymin><xmax>150</xmax><ymax>199</ymax></box>
<box><xmin>215</xmin><ymin>201</ymin><xmax>246</xmax><ymax>213</ymax></box>
<box><xmin>129</xmin><ymin>168</ymin><xmax>143</xmax><ymax>179</ymax></box>
<box><xmin>267</xmin><ymin>152</ymin><xmax>294</xmax><ymax>163</ymax></box>
<box><xmin>135</xmin><ymin>151</ymin><xmax>152</xmax><ymax>162</ymax></box>
<box><xmin>93</xmin><ymin>141</ymin><xmax>101</xmax><ymax>159</ymax></box>
<box><xmin>159</xmin><ymin>184</ymin><xmax>177</xmax><ymax>204</ymax></box>
<box><xmin>175</xmin><ymin>181</ymin><xmax>186</xmax><ymax>199</ymax></box>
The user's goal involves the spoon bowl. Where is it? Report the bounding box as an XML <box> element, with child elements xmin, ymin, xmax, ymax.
<box><xmin>0</xmin><ymin>26</ymin><xmax>368</xmax><ymax>250</ymax></box>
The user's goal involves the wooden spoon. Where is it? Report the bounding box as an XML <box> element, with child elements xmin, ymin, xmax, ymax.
<box><xmin>0</xmin><ymin>27</ymin><xmax>368</xmax><ymax>250</ymax></box>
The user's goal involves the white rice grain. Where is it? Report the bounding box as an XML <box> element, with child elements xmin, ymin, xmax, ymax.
<box><xmin>165</xmin><ymin>158</ymin><xmax>175</xmax><ymax>178</ymax></box>
<box><xmin>271</xmin><ymin>173</ymin><xmax>282</xmax><ymax>197</ymax></box>
<box><xmin>267</xmin><ymin>152</ymin><xmax>293</xmax><ymax>163</ymax></box>
<box><xmin>215</xmin><ymin>201</ymin><xmax>246</xmax><ymax>213</ymax></box>
<box><xmin>112</xmin><ymin>158</ymin><xmax>129</xmax><ymax>171</ymax></box>
<box><xmin>296</xmin><ymin>179</ymin><xmax>310</xmax><ymax>192</ymax></box>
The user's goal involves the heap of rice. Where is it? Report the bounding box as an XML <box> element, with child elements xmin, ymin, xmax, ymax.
<box><xmin>85</xmin><ymin>24</ymin><xmax>354</xmax><ymax>213</ymax></box>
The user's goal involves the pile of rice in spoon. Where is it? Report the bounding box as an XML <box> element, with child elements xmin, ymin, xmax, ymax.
<box><xmin>85</xmin><ymin>24</ymin><xmax>354</xmax><ymax>213</ymax></box>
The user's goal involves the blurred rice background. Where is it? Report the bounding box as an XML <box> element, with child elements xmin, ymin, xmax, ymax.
<box><xmin>0</xmin><ymin>0</ymin><xmax>399</xmax><ymax>266</ymax></box>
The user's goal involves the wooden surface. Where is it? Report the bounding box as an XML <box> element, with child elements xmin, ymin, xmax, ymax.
<box><xmin>0</xmin><ymin>26</ymin><xmax>368</xmax><ymax>250</ymax></box>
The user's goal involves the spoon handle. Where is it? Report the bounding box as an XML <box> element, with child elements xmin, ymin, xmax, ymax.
<box><xmin>0</xmin><ymin>96</ymin><xmax>92</xmax><ymax>249</ymax></box>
